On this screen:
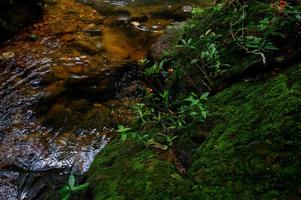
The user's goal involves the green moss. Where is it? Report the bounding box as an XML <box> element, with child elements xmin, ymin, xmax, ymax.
<box><xmin>88</xmin><ymin>34</ymin><xmax>301</xmax><ymax>200</ymax></box>
<box><xmin>87</xmin><ymin>2</ymin><xmax>301</xmax><ymax>199</ymax></box>
<box><xmin>88</xmin><ymin>140</ymin><xmax>191</xmax><ymax>200</ymax></box>
<box><xmin>189</xmin><ymin>63</ymin><xmax>301</xmax><ymax>199</ymax></box>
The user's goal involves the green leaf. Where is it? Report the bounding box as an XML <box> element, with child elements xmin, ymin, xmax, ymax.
<box><xmin>59</xmin><ymin>185</ymin><xmax>70</xmax><ymax>194</ymax></box>
<box><xmin>72</xmin><ymin>183</ymin><xmax>90</xmax><ymax>192</ymax></box>
<box><xmin>190</xmin><ymin>59</ymin><xmax>199</xmax><ymax>64</ymax></box>
<box><xmin>68</xmin><ymin>175</ymin><xmax>75</xmax><ymax>189</ymax></box>
<box><xmin>61</xmin><ymin>193</ymin><xmax>71</xmax><ymax>200</ymax></box>
<box><xmin>264</xmin><ymin>42</ymin><xmax>279</xmax><ymax>50</ymax></box>
<box><xmin>201</xmin><ymin>92</ymin><xmax>209</xmax><ymax>99</ymax></box>
<box><xmin>205</xmin><ymin>29</ymin><xmax>212</xmax><ymax>36</ymax></box>
<box><xmin>201</xmin><ymin>111</ymin><xmax>207</xmax><ymax>119</ymax></box>
<box><xmin>117</xmin><ymin>125</ymin><xmax>132</xmax><ymax>133</ymax></box>
<box><xmin>171</xmin><ymin>173</ymin><xmax>182</xmax><ymax>180</ymax></box>
<box><xmin>121</xmin><ymin>133</ymin><xmax>127</xmax><ymax>142</ymax></box>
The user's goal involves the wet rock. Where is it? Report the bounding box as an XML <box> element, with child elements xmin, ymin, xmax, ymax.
<box><xmin>0</xmin><ymin>171</ymin><xmax>19</xmax><ymax>200</ymax></box>
<box><xmin>52</xmin><ymin>65</ymin><xmax>70</xmax><ymax>80</ymax></box>
<box><xmin>131</xmin><ymin>21</ymin><xmax>141</xmax><ymax>26</ymax></box>
<box><xmin>150</xmin><ymin>8</ymin><xmax>188</xmax><ymax>21</ymax></box>
<box><xmin>61</xmin><ymin>34</ymin><xmax>75</xmax><ymax>42</ymax></box>
<box><xmin>182</xmin><ymin>6</ymin><xmax>193</xmax><ymax>13</ymax></box>
<box><xmin>0</xmin><ymin>52</ymin><xmax>15</xmax><ymax>60</ymax></box>
<box><xmin>102</xmin><ymin>8</ymin><xmax>131</xmax><ymax>17</ymax></box>
<box><xmin>68</xmin><ymin>65</ymin><xmax>84</xmax><ymax>74</ymax></box>
<box><xmin>130</xmin><ymin>15</ymin><xmax>148</xmax><ymax>23</ymax></box>
<box><xmin>71</xmin><ymin>39</ymin><xmax>103</xmax><ymax>55</ymax></box>
<box><xmin>83</xmin><ymin>23</ymin><xmax>102</xmax><ymax>36</ymax></box>
<box><xmin>62</xmin><ymin>24</ymin><xmax>77</xmax><ymax>34</ymax></box>
<box><xmin>151</xmin><ymin>23</ymin><xmax>184</xmax><ymax>60</ymax></box>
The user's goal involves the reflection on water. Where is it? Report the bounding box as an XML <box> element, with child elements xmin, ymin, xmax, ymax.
<box><xmin>0</xmin><ymin>0</ymin><xmax>207</xmax><ymax>199</ymax></box>
<box><xmin>79</xmin><ymin>0</ymin><xmax>205</xmax><ymax>61</ymax></box>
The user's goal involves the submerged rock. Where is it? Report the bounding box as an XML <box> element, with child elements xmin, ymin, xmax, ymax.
<box><xmin>150</xmin><ymin>23</ymin><xmax>184</xmax><ymax>60</ymax></box>
<box><xmin>0</xmin><ymin>52</ymin><xmax>15</xmax><ymax>60</ymax></box>
<box><xmin>71</xmin><ymin>39</ymin><xmax>104</xmax><ymax>55</ymax></box>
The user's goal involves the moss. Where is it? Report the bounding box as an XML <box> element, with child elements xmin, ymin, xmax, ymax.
<box><xmin>189</xmin><ymin>63</ymin><xmax>301</xmax><ymax>199</ymax></box>
<box><xmin>88</xmin><ymin>140</ymin><xmax>191</xmax><ymax>200</ymax></box>
<box><xmin>88</xmin><ymin>63</ymin><xmax>301</xmax><ymax>200</ymax></box>
<box><xmin>87</xmin><ymin>2</ymin><xmax>301</xmax><ymax>199</ymax></box>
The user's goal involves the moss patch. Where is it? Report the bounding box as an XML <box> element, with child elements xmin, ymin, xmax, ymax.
<box><xmin>88</xmin><ymin>140</ymin><xmax>191</xmax><ymax>200</ymax></box>
<box><xmin>88</xmin><ymin>62</ymin><xmax>301</xmax><ymax>200</ymax></box>
<box><xmin>189</xmin><ymin>63</ymin><xmax>301</xmax><ymax>199</ymax></box>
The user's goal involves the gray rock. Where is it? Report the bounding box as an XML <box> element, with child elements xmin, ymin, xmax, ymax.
<box><xmin>151</xmin><ymin>23</ymin><xmax>184</xmax><ymax>60</ymax></box>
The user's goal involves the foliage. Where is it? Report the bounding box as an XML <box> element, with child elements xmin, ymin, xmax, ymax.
<box><xmin>116</xmin><ymin>124</ymin><xmax>149</xmax><ymax>143</ymax></box>
<box><xmin>60</xmin><ymin>174</ymin><xmax>89</xmax><ymax>200</ymax></box>
<box><xmin>116</xmin><ymin>90</ymin><xmax>208</xmax><ymax>150</ymax></box>
<box><xmin>160</xmin><ymin>1</ymin><xmax>301</xmax><ymax>92</ymax></box>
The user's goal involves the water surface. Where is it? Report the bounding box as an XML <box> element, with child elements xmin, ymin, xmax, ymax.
<box><xmin>0</xmin><ymin>0</ymin><xmax>207</xmax><ymax>199</ymax></box>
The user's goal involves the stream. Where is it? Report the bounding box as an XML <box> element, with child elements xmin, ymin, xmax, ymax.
<box><xmin>0</xmin><ymin>0</ymin><xmax>207</xmax><ymax>199</ymax></box>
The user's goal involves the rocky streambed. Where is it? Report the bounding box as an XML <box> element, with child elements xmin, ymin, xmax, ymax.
<box><xmin>0</xmin><ymin>0</ymin><xmax>207</xmax><ymax>199</ymax></box>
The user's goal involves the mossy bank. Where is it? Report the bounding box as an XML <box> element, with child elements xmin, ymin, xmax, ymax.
<box><xmin>88</xmin><ymin>1</ymin><xmax>301</xmax><ymax>199</ymax></box>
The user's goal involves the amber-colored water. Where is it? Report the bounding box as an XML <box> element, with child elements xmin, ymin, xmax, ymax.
<box><xmin>0</xmin><ymin>0</ymin><xmax>207</xmax><ymax>198</ymax></box>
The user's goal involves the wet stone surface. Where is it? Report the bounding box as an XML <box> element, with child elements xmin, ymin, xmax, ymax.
<box><xmin>0</xmin><ymin>0</ymin><xmax>205</xmax><ymax>199</ymax></box>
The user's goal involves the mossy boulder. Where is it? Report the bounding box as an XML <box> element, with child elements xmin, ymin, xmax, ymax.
<box><xmin>88</xmin><ymin>62</ymin><xmax>301</xmax><ymax>200</ymax></box>
<box><xmin>188</xmin><ymin>63</ymin><xmax>301</xmax><ymax>199</ymax></box>
<box><xmin>88</xmin><ymin>140</ymin><xmax>191</xmax><ymax>200</ymax></box>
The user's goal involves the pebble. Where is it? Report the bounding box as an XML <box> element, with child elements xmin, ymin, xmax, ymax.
<box><xmin>0</xmin><ymin>52</ymin><xmax>15</xmax><ymax>60</ymax></box>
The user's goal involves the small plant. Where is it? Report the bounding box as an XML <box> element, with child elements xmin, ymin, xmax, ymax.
<box><xmin>160</xmin><ymin>90</ymin><xmax>170</xmax><ymax>107</ymax></box>
<box><xmin>192</xmin><ymin>7</ymin><xmax>205</xmax><ymax>17</ymax></box>
<box><xmin>138</xmin><ymin>58</ymin><xmax>149</xmax><ymax>66</ymax></box>
<box><xmin>179</xmin><ymin>92</ymin><xmax>209</xmax><ymax>122</ymax></box>
<box><xmin>164</xmin><ymin>134</ymin><xmax>178</xmax><ymax>147</ymax></box>
<box><xmin>227</xmin><ymin>2</ymin><xmax>301</xmax><ymax>65</ymax></box>
<box><xmin>176</xmin><ymin>38</ymin><xmax>196</xmax><ymax>49</ymax></box>
<box><xmin>116</xmin><ymin>124</ymin><xmax>134</xmax><ymax>142</ymax></box>
<box><xmin>60</xmin><ymin>174</ymin><xmax>89</xmax><ymax>200</ymax></box>
<box><xmin>144</xmin><ymin>60</ymin><xmax>165</xmax><ymax>76</ymax></box>
<box><xmin>116</xmin><ymin>124</ymin><xmax>149</xmax><ymax>143</ymax></box>
<box><xmin>132</xmin><ymin>92</ymin><xmax>209</xmax><ymax>148</ymax></box>
<box><xmin>199</xmin><ymin>30</ymin><xmax>224</xmax><ymax>76</ymax></box>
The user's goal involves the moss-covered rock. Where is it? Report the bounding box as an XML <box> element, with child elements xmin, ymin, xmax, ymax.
<box><xmin>88</xmin><ymin>62</ymin><xmax>301</xmax><ymax>200</ymax></box>
<box><xmin>87</xmin><ymin>1</ymin><xmax>301</xmax><ymax>199</ymax></box>
<box><xmin>88</xmin><ymin>140</ymin><xmax>191</xmax><ymax>200</ymax></box>
<box><xmin>189</xmin><ymin>63</ymin><xmax>301</xmax><ymax>199</ymax></box>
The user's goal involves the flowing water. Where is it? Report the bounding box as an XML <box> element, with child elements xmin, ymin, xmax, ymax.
<box><xmin>0</xmin><ymin>0</ymin><xmax>208</xmax><ymax>199</ymax></box>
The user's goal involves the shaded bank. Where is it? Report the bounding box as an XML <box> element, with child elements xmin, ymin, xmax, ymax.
<box><xmin>0</xmin><ymin>0</ymin><xmax>43</xmax><ymax>42</ymax></box>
